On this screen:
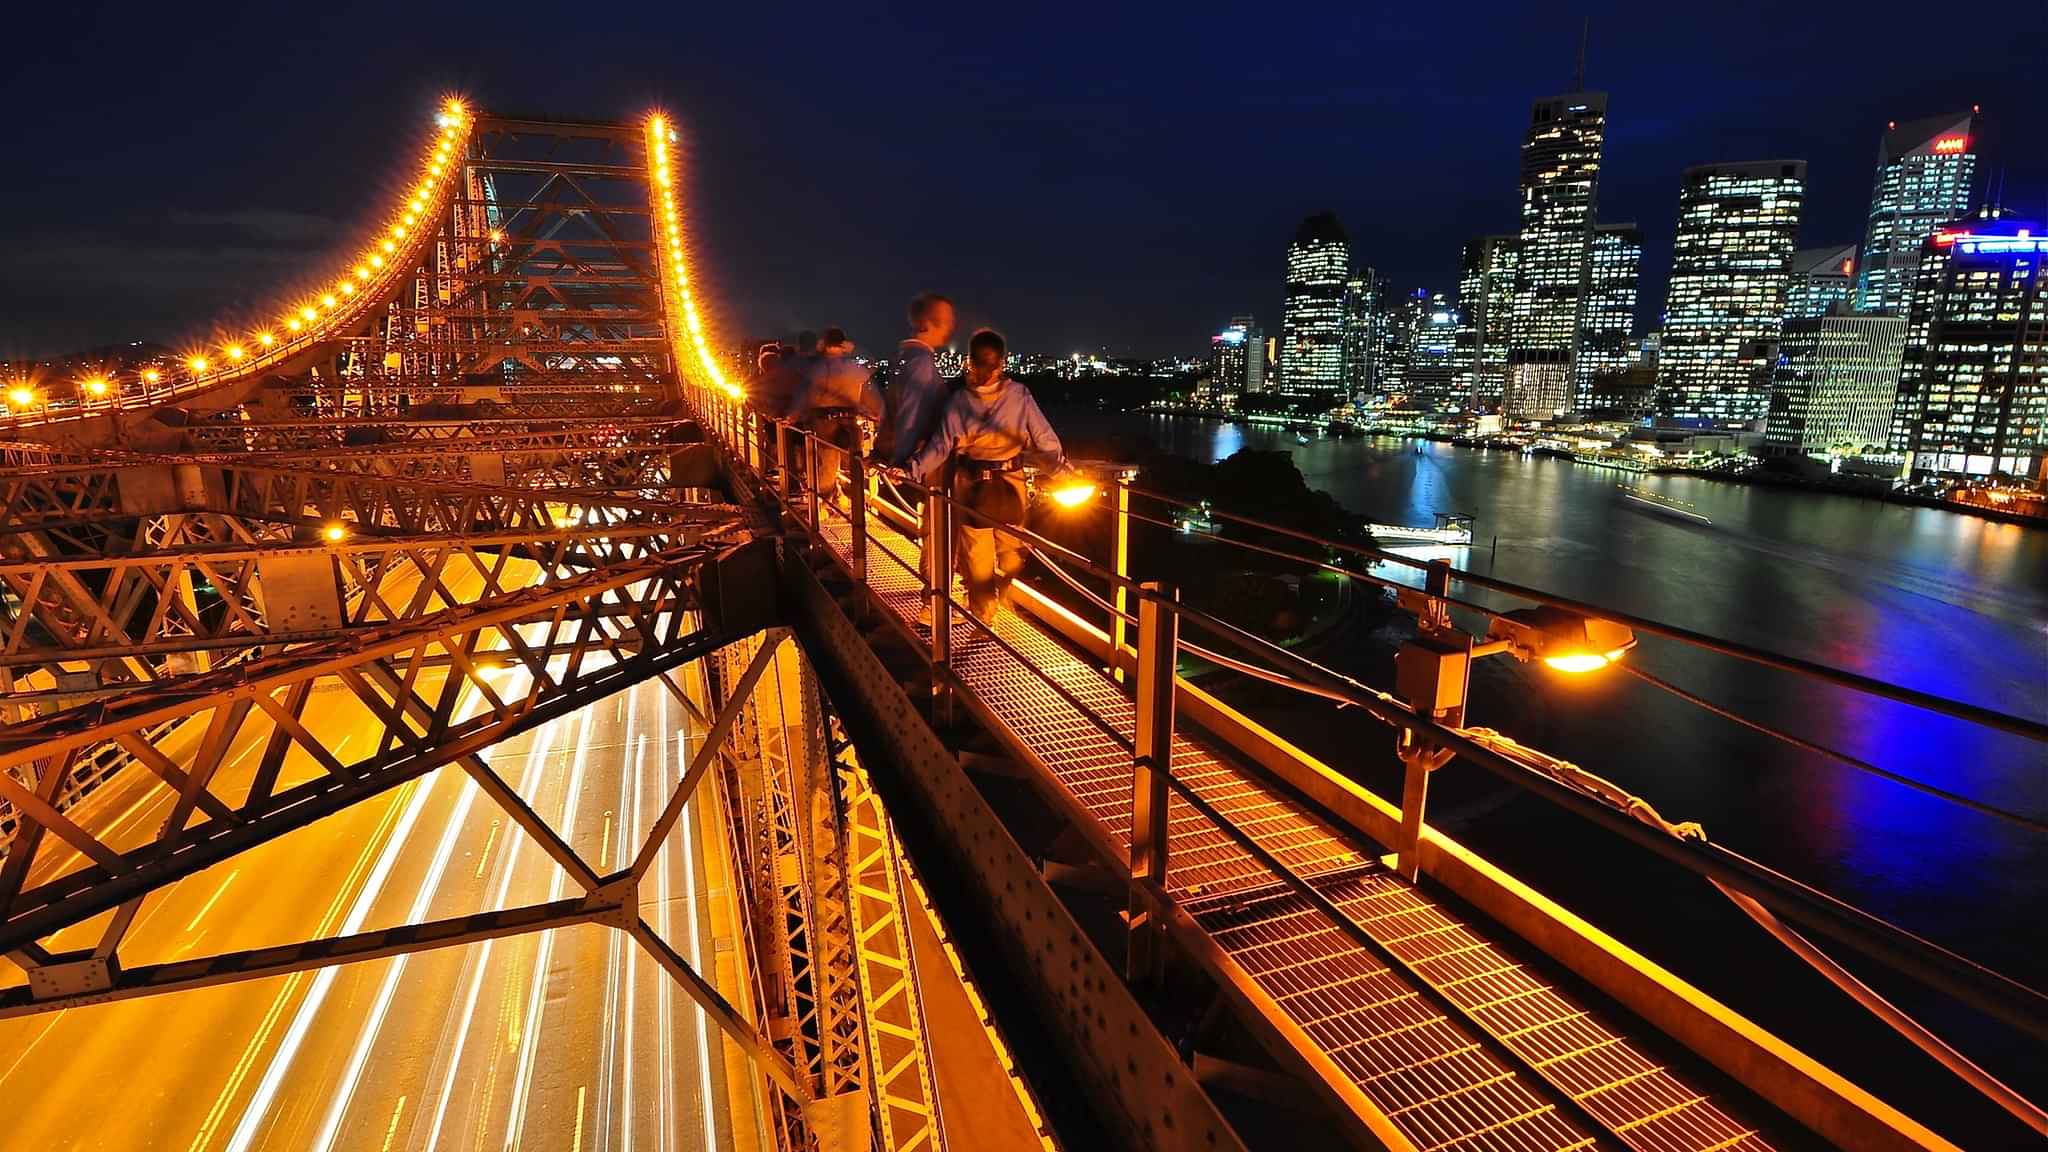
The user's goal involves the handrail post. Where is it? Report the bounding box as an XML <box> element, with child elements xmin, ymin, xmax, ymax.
<box><xmin>848</xmin><ymin>451</ymin><xmax>868</xmax><ymax>584</ymax></box>
<box><xmin>1391</xmin><ymin>560</ymin><xmax>1463</xmax><ymax>882</ymax></box>
<box><xmin>1111</xmin><ymin>475</ymin><xmax>1131</xmax><ymax>683</ymax></box>
<box><xmin>1128</xmin><ymin>580</ymin><xmax>1177</xmax><ymax>983</ymax></box>
<box><xmin>930</xmin><ymin>487</ymin><xmax>954</xmax><ymax>727</ymax></box>
<box><xmin>804</xmin><ymin>431</ymin><xmax>821</xmax><ymax>537</ymax></box>
<box><xmin>774</xmin><ymin>420</ymin><xmax>791</xmax><ymax>503</ymax></box>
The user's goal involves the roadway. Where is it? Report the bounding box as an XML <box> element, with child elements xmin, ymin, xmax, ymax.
<box><xmin>0</xmin><ymin>635</ymin><xmax>757</xmax><ymax>1150</ymax></box>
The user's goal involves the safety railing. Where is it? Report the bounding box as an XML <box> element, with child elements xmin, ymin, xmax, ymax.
<box><xmin>681</xmin><ymin>379</ymin><xmax>2048</xmax><ymax>1132</ymax></box>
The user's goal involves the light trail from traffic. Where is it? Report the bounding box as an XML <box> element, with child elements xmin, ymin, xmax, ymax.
<box><xmin>0</xmin><ymin>623</ymin><xmax>744</xmax><ymax>1151</ymax></box>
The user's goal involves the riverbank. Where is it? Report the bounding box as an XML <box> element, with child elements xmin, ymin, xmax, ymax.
<box><xmin>1133</xmin><ymin>408</ymin><xmax>2048</xmax><ymax>529</ymax></box>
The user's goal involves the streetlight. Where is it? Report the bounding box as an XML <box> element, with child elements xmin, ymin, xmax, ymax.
<box><xmin>1480</xmin><ymin>605</ymin><xmax>1637</xmax><ymax>673</ymax></box>
<box><xmin>321</xmin><ymin>521</ymin><xmax>348</xmax><ymax>544</ymax></box>
<box><xmin>1389</xmin><ymin>580</ymin><xmax>1636</xmax><ymax>880</ymax></box>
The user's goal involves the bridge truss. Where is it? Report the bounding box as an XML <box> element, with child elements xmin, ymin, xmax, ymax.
<box><xmin>0</xmin><ymin>105</ymin><xmax>948</xmax><ymax>1152</ymax></box>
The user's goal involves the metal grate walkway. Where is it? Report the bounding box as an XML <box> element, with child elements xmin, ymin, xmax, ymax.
<box><xmin>816</xmin><ymin>503</ymin><xmax>1773</xmax><ymax>1152</ymax></box>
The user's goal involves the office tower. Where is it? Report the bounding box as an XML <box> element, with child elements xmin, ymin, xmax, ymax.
<box><xmin>1890</xmin><ymin>214</ymin><xmax>2046</xmax><ymax>480</ymax></box>
<box><xmin>1785</xmin><ymin>244</ymin><xmax>1859</xmax><ymax>321</ymax></box>
<box><xmin>1856</xmin><ymin>111</ymin><xmax>1978</xmax><ymax>314</ymax></box>
<box><xmin>1206</xmin><ymin>316</ymin><xmax>1261</xmax><ymax>408</ymax></box>
<box><xmin>1280</xmin><ymin>213</ymin><xmax>1349</xmax><ymax>407</ymax></box>
<box><xmin>1508</xmin><ymin>92</ymin><xmax>1606</xmax><ymax>419</ymax></box>
<box><xmin>1657</xmin><ymin>161</ymin><xmax>1806</xmax><ymax>425</ymax></box>
<box><xmin>1576</xmin><ymin>223</ymin><xmax>1640</xmax><ymax>400</ymax></box>
<box><xmin>1377</xmin><ymin>289</ymin><xmax>1417</xmax><ymax>398</ymax></box>
<box><xmin>1765</xmin><ymin>311</ymin><xmax>1908</xmax><ymax>457</ymax></box>
<box><xmin>1405</xmin><ymin>291</ymin><xmax>1461</xmax><ymax>409</ymax></box>
<box><xmin>1341</xmin><ymin>274</ymin><xmax>1379</xmax><ymax>399</ymax></box>
<box><xmin>1458</xmin><ymin>236</ymin><xmax>1518</xmax><ymax>411</ymax></box>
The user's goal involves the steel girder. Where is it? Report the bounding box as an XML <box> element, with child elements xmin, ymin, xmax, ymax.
<box><xmin>0</xmin><ymin>540</ymin><xmax>758</xmax><ymax>950</ymax></box>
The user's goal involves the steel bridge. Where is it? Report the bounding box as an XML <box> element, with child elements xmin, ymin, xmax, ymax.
<box><xmin>0</xmin><ymin>101</ymin><xmax>2041</xmax><ymax>1152</ymax></box>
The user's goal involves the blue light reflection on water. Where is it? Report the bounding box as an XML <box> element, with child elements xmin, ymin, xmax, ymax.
<box><xmin>1079</xmin><ymin>412</ymin><xmax>2047</xmax><ymax>979</ymax></box>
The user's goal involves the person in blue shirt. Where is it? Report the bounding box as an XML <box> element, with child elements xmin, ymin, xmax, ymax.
<box><xmin>883</xmin><ymin>293</ymin><xmax>956</xmax><ymax>468</ymax></box>
<box><xmin>910</xmin><ymin>328</ymin><xmax>1065</xmax><ymax>622</ymax></box>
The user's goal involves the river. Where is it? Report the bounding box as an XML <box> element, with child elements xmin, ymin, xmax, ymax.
<box><xmin>1054</xmin><ymin>409</ymin><xmax>2047</xmax><ymax>1146</ymax></box>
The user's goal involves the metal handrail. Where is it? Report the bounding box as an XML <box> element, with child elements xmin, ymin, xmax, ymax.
<box><xmin>696</xmin><ymin>392</ymin><xmax>2048</xmax><ymax>1043</ymax></box>
<box><xmin>1122</xmin><ymin>481</ymin><xmax>2048</xmax><ymax>742</ymax></box>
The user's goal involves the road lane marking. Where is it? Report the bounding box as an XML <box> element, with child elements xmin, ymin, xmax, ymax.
<box><xmin>572</xmin><ymin>1085</ymin><xmax>587</xmax><ymax>1152</ymax></box>
<box><xmin>674</xmin><ymin>682</ymin><xmax>719</xmax><ymax>1152</ymax></box>
<box><xmin>186</xmin><ymin>869</ymin><xmax>240</xmax><ymax>932</ymax></box>
<box><xmin>475</xmin><ymin>820</ymin><xmax>501</xmax><ymax>879</ymax></box>
<box><xmin>504</xmin><ymin>707</ymin><xmax>595</xmax><ymax>1150</ymax></box>
<box><xmin>379</xmin><ymin>1095</ymin><xmax>408</xmax><ymax>1152</ymax></box>
<box><xmin>421</xmin><ymin>707</ymin><xmax>567</xmax><ymax>1151</ymax></box>
<box><xmin>221</xmin><ymin>769</ymin><xmax>441</xmax><ymax>1152</ymax></box>
<box><xmin>186</xmin><ymin>780</ymin><xmax>414</xmax><ymax>1152</ymax></box>
<box><xmin>0</xmin><ymin>1014</ymin><xmax>64</xmax><ymax>1090</ymax></box>
<box><xmin>309</xmin><ymin>773</ymin><xmax>480</xmax><ymax>1152</ymax></box>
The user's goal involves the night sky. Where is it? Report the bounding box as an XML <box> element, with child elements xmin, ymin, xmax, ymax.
<box><xmin>3</xmin><ymin>1</ymin><xmax>2040</xmax><ymax>362</ymax></box>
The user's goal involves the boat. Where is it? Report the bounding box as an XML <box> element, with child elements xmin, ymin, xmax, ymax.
<box><xmin>1617</xmin><ymin>485</ymin><xmax>1712</xmax><ymax>524</ymax></box>
<box><xmin>1293</xmin><ymin>430</ymin><xmax>1312</xmax><ymax>445</ymax></box>
<box><xmin>1366</xmin><ymin>512</ymin><xmax>1474</xmax><ymax>547</ymax></box>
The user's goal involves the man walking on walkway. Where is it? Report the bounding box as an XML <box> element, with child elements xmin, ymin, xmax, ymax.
<box><xmin>883</xmin><ymin>293</ymin><xmax>955</xmax><ymax>467</ymax></box>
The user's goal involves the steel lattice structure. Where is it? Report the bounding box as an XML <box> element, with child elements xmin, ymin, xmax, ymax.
<box><xmin>0</xmin><ymin>104</ymin><xmax>948</xmax><ymax>1152</ymax></box>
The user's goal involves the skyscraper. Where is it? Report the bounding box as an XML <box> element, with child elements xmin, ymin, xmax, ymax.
<box><xmin>1576</xmin><ymin>223</ymin><xmax>1641</xmax><ymax>398</ymax></box>
<box><xmin>1341</xmin><ymin>274</ymin><xmax>1379</xmax><ymax>399</ymax></box>
<box><xmin>1890</xmin><ymin>214</ymin><xmax>2046</xmax><ymax>480</ymax></box>
<box><xmin>1206</xmin><ymin>315</ymin><xmax>1262</xmax><ymax>408</ymax></box>
<box><xmin>1856</xmin><ymin>111</ymin><xmax>1978</xmax><ymax>315</ymax></box>
<box><xmin>1785</xmin><ymin>244</ymin><xmax>1859</xmax><ymax>321</ymax></box>
<box><xmin>1458</xmin><ymin>235</ymin><xmax>1519</xmax><ymax>411</ymax></box>
<box><xmin>1765</xmin><ymin>311</ymin><xmax>1908</xmax><ymax>458</ymax></box>
<box><xmin>1280</xmin><ymin>213</ymin><xmax>1349</xmax><ymax>407</ymax></box>
<box><xmin>1508</xmin><ymin>92</ymin><xmax>1606</xmax><ymax>418</ymax></box>
<box><xmin>1406</xmin><ymin>291</ymin><xmax>1461</xmax><ymax>410</ymax></box>
<box><xmin>1658</xmin><ymin>161</ymin><xmax>1806</xmax><ymax>425</ymax></box>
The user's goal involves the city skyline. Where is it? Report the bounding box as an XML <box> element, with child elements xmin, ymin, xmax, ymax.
<box><xmin>0</xmin><ymin>5</ymin><xmax>2039</xmax><ymax>363</ymax></box>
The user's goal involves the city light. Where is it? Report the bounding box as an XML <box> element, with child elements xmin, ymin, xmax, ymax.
<box><xmin>1542</xmin><ymin>649</ymin><xmax>1629</xmax><ymax>674</ymax></box>
<box><xmin>1049</xmin><ymin>479</ymin><xmax>1097</xmax><ymax>508</ymax></box>
<box><xmin>1931</xmin><ymin>135</ymin><xmax>1969</xmax><ymax>154</ymax></box>
<box><xmin>119</xmin><ymin>98</ymin><xmax>474</xmax><ymax>391</ymax></box>
<box><xmin>644</xmin><ymin>112</ymin><xmax>739</xmax><ymax>399</ymax></box>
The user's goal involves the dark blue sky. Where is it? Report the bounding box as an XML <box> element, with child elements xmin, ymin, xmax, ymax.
<box><xmin>2</xmin><ymin>1</ymin><xmax>2039</xmax><ymax>360</ymax></box>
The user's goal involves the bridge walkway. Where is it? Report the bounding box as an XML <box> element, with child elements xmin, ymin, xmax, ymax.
<box><xmin>808</xmin><ymin>496</ymin><xmax>1776</xmax><ymax>1152</ymax></box>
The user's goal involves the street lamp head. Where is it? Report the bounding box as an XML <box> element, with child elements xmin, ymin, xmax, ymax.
<box><xmin>1487</xmin><ymin>606</ymin><xmax>1635</xmax><ymax>674</ymax></box>
<box><xmin>1049</xmin><ymin>478</ymin><xmax>1096</xmax><ymax>509</ymax></box>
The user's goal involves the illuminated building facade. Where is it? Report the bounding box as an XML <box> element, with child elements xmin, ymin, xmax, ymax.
<box><xmin>1458</xmin><ymin>235</ymin><xmax>1518</xmax><ymax>411</ymax></box>
<box><xmin>1576</xmin><ymin>223</ymin><xmax>1641</xmax><ymax>399</ymax></box>
<box><xmin>1280</xmin><ymin>213</ymin><xmax>1349</xmax><ymax>407</ymax></box>
<box><xmin>1341</xmin><ymin>274</ymin><xmax>1383</xmax><ymax>400</ymax></box>
<box><xmin>1765</xmin><ymin>312</ymin><xmax>1907</xmax><ymax>457</ymax></box>
<box><xmin>1406</xmin><ymin>291</ymin><xmax>1462</xmax><ymax>410</ymax></box>
<box><xmin>1658</xmin><ymin>161</ymin><xmax>1806</xmax><ymax>425</ymax></box>
<box><xmin>1508</xmin><ymin>92</ymin><xmax>1606</xmax><ymax>419</ymax></box>
<box><xmin>1785</xmin><ymin>244</ymin><xmax>1859</xmax><ymax>321</ymax></box>
<box><xmin>1856</xmin><ymin>111</ymin><xmax>1978</xmax><ymax>315</ymax></box>
<box><xmin>1205</xmin><ymin>315</ymin><xmax>1261</xmax><ymax>408</ymax></box>
<box><xmin>1890</xmin><ymin>215</ymin><xmax>2047</xmax><ymax>480</ymax></box>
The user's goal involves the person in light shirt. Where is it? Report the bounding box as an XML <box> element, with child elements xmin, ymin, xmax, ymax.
<box><xmin>909</xmin><ymin>328</ymin><xmax>1065</xmax><ymax>622</ymax></box>
<box><xmin>792</xmin><ymin>327</ymin><xmax>882</xmax><ymax>503</ymax></box>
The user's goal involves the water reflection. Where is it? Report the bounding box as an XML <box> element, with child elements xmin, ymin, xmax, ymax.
<box><xmin>1069</xmin><ymin>412</ymin><xmax>2047</xmax><ymax>981</ymax></box>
